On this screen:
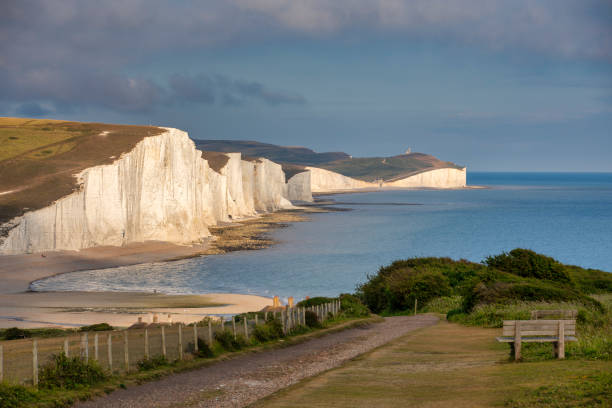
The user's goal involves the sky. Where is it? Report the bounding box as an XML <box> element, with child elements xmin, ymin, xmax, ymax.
<box><xmin>2</xmin><ymin>0</ymin><xmax>612</xmax><ymax>171</ymax></box>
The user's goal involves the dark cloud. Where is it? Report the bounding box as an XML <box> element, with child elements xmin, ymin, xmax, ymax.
<box><xmin>0</xmin><ymin>0</ymin><xmax>610</xmax><ymax>114</ymax></box>
<box><xmin>0</xmin><ymin>69</ymin><xmax>306</xmax><ymax>114</ymax></box>
<box><xmin>15</xmin><ymin>102</ymin><xmax>52</xmax><ymax>117</ymax></box>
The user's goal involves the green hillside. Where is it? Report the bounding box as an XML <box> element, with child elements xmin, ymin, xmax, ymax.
<box><xmin>194</xmin><ymin>140</ymin><xmax>350</xmax><ymax>166</ymax></box>
<box><xmin>194</xmin><ymin>140</ymin><xmax>463</xmax><ymax>182</ymax></box>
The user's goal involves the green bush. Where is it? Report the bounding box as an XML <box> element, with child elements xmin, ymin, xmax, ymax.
<box><xmin>214</xmin><ymin>330</ymin><xmax>247</xmax><ymax>352</ymax></box>
<box><xmin>304</xmin><ymin>311</ymin><xmax>321</xmax><ymax>328</ymax></box>
<box><xmin>0</xmin><ymin>383</ymin><xmax>38</xmax><ymax>408</ymax></box>
<box><xmin>252</xmin><ymin>319</ymin><xmax>284</xmax><ymax>342</ymax></box>
<box><xmin>484</xmin><ymin>248</ymin><xmax>572</xmax><ymax>284</ymax></box>
<box><xmin>39</xmin><ymin>352</ymin><xmax>107</xmax><ymax>389</ymax></box>
<box><xmin>296</xmin><ymin>297</ymin><xmax>335</xmax><ymax>307</ymax></box>
<box><xmin>357</xmin><ymin>264</ymin><xmax>451</xmax><ymax>313</ymax></box>
<box><xmin>79</xmin><ymin>323</ymin><xmax>113</xmax><ymax>332</ymax></box>
<box><xmin>137</xmin><ymin>355</ymin><xmax>168</xmax><ymax>371</ymax></box>
<box><xmin>2</xmin><ymin>327</ymin><xmax>31</xmax><ymax>340</ymax></box>
<box><xmin>339</xmin><ymin>294</ymin><xmax>370</xmax><ymax>317</ymax></box>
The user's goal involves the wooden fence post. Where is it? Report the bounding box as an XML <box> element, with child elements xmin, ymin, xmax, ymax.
<box><xmin>414</xmin><ymin>298</ymin><xmax>418</xmax><ymax>316</ymax></box>
<box><xmin>144</xmin><ymin>328</ymin><xmax>149</xmax><ymax>359</ymax></box>
<box><xmin>64</xmin><ymin>338</ymin><xmax>69</xmax><ymax>357</ymax></box>
<box><xmin>265</xmin><ymin>311</ymin><xmax>268</xmax><ymax>321</ymax></box>
<box><xmin>83</xmin><ymin>333</ymin><xmax>89</xmax><ymax>361</ymax></box>
<box><xmin>244</xmin><ymin>317</ymin><xmax>249</xmax><ymax>340</ymax></box>
<box><xmin>124</xmin><ymin>331</ymin><xmax>129</xmax><ymax>372</ymax></box>
<box><xmin>193</xmin><ymin>325</ymin><xmax>198</xmax><ymax>352</ymax></box>
<box><xmin>107</xmin><ymin>333</ymin><xmax>113</xmax><ymax>372</ymax></box>
<box><xmin>255</xmin><ymin>314</ymin><xmax>259</xmax><ymax>326</ymax></box>
<box><xmin>178</xmin><ymin>324</ymin><xmax>183</xmax><ymax>360</ymax></box>
<box><xmin>232</xmin><ymin>317</ymin><xmax>237</xmax><ymax>339</ymax></box>
<box><xmin>0</xmin><ymin>344</ymin><xmax>3</xmax><ymax>383</ymax></box>
<box><xmin>94</xmin><ymin>333</ymin><xmax>99</xmax><ymax>361</ymax></box>
<box><xmin>161</xmin><ymin>326</ymin><xmax>167</xmax><ymax>358</ymax></box>
<box><xmin>32</xmin><ymin>340</ymin><xmax>38</xmax><ymax>386</ymax></box>
<box><xmin>208</xmin><ymin>320</ymin><xmax>213</xmax><ymax>345</ymax></box>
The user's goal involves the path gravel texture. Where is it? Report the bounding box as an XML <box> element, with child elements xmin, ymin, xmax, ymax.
<box><xmin>75</xmin><ymin>314</ymin><xmax>439</xmax><ymax>408</ymax></box>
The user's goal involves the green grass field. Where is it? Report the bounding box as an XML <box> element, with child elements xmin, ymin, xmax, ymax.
<box><xmin>255</xmin><ymin>319</ymin><xmax>611</xmax><ymax>407</ymax></box>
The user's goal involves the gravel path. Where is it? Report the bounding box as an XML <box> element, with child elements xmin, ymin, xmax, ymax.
<box><xmin>75</xmin><ymin>314</ymin><xmax>438</xmax><ymax>408</ymax></box>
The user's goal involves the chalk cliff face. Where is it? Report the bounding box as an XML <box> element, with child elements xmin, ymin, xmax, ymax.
<box><xmin>384</xmin><ymin>168</ymin><xmax>466</xmax><ymax>188</ymax></box>
<box><xmin>306</xmin><ymin>166</ymin><xmax>375</xmax><ymax>192</ymax></box>
<box><xmin>0</xmin><ymin>128</ymin><xmax>312</xmax><ymax>255</ymax></box>
<box><xmin>305</xmin><ymin>166</ymin><xmax>466</xmax><ymax>192</ymax></box>
<box><xmin>285</xmin><ymin>171</ymin><xmax>313</xmax><ymax>202</ymax></box>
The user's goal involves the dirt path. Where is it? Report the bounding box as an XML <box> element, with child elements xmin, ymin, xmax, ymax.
<box><xmin>75</xmin><ymin>314</ymin><xmax>438</xmax><ymax>408</ymax></box>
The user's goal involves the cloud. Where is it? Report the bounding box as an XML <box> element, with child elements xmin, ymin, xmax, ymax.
<box><xmin>0</xmin><ymin>0</ymin><xmax>610</xmax><ymax>114</ymax></box>
<box><xmin>15</xmin><ymin>102</ymin><xmax>52</xmax><ymax>117</ymax></box>
<box><xmin>0</xmin><ymin>68</ymin><xmax>306</xmax><ymax>113</ymax></box>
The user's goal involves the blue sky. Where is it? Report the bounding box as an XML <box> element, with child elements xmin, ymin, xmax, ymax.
<box><xmin>2</xmin><ymin>1</ymin><xmax>611</xmax><ymax>171</ymax></box>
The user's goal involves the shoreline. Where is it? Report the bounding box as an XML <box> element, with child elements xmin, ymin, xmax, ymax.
<box><xmin>0</xmin><ymin>206</ymin><xmax>332</xmax><ymax>328</ymax></box>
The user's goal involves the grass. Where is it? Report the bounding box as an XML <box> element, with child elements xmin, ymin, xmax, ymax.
<box><xmin>254</xmin><ymin>319</ymin><xmax>611</xmax><ymax>408</ymax></box>
<box><xmin>319</xmin><ymin>153</ymin><xmax>463</xmax><ymax>182</ymax></box>
<box><xmin>0</xmin><ymin>117</ymin><xmax>163</xmax><ymax>224</ymax></box>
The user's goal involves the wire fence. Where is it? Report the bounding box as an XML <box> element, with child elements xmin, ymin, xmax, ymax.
<box><xmin>0</xmin><ymin>300</ymin><xmax>341</xmax><ymax>386</ymax></box>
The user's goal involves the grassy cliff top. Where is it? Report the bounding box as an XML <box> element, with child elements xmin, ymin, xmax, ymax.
<box><xmin>319</xmin><ymin>153</ymin><xmax>464</xmax><ymax>182</ymax></box>
<box><xmin>0</xmin><ymin>117</ymin><xmax>164</xmax><ymax>224</ymax></box>
<box><xmin>194</xmin><ymin>139</ymin><xmax>463</xmax><ymax>182</ymax></box>
<box><xmin>194</xmin><ymin>140</ymin><xmax>350</xmax><ymax>166</ymax></box>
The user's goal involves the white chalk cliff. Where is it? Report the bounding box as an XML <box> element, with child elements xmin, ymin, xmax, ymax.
<box><xmin>384</xmin><ymin>168</ymin><xmax>466</xmax><ymax>188</ymax></box>
<box><xmin>306</xmin><ymin>166</ymin><xmax>466</xmax><ymax>192</ymax></box>
<box><xmin>0</xmin><ymin>128</ymin><xmax>311</xmax><ymax>255</ymax></box>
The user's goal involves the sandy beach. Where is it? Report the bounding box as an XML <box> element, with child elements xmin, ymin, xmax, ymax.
<box><xmin>0</xmin><ymin>240</ymin><xmax>273</xmax><ymax>328</ymax></box>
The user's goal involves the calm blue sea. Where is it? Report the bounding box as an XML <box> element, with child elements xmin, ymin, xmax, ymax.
<box><xmin>32</xmin><ymin>172</ymin><xmax>612</xmax><ymax>301</ymax></box>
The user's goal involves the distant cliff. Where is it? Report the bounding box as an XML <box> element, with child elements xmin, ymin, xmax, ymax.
<box><xmin>0</xmin><ymin>122</ymin><xmax>311</xmax><ymax>255</ymax></box>
<box><xmin>193</xmin><ymin>139</ymin><xmax>467</xmax><ymax>192</ymax></box>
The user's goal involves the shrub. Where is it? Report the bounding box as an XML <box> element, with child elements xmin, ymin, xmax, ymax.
<box><xmin>137</xmin><ymin>355</ymin><xmax>168</xmax><ymax>371</ymax></box>
<box><xmin>484</xmin><ymin>248</ymin><xmax>572</xmax><ymax>284</ymax></box>
<box><xmin>39</xmin><ymin>352</ymin><xmax>107</xmax><ymax>389</ymax></box>
<box><xmin>194</xmin><ymin>337</ymin><xmax>215</xmax><ymax>358</ymax></box>
<box><xmin>304</xmin><ymin>311</ymin><xmax>321</xmax><ymax>328</ymax></box>
<box><xmin>0</xmin><ymin>383</ymin><xmax>38</xmax><ymax>408</ymax></box>
<box><xmin>339</xmin><ymin>294</ymin><xmax>370</xmax><ymax>317</ymax></box>
<box><xmin>357</xmin><ymin>265</ymin><xmax>451</xmax><ymax>313</ymax></box>
<box><xmin>80</xmin><ymin>323</ymin><xmax>113</xmax><ymax>332</ymax></box>
<box><xmin>2</xmin><ymin>327</ymin><xmax>31</xmax><ymax>340</ymax></box>
<box><xmin>296</xmin><ymin>297</ymin><xmax>335</xmax><ymax>307</ymax></box>
<box><xmin>252</xmin><ymin>319</ymin><xmax>284</xmax><ymax>342</ymax></box>
<box><xmin>214</xmin><ymin>330</ymin><xmax>247</xmax><ymax>352</ymax></box>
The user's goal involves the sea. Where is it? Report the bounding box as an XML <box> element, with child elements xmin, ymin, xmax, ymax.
<box><xmin>31</xmin><ymin>172</ymin><xmax>612</xmax><ymax>302</ymax></box>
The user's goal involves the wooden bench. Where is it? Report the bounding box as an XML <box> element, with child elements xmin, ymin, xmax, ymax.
<box><xmin>496</xmin><ymin>319</ymin><xmax>577</xmax><ymax>360</ymax></box>
<box><xmin>531</xmin><ymin>310</ymin><xmax>577</xmax><ymax>320</ymax></box>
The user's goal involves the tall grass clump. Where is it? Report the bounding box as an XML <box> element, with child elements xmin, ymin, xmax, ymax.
<box><xmin>39</xmin><ymin>352</ymin><xmax>107</xmax><ymax>389</ymax></box>
<box><xmin>214</xmin><ymin>330</ymin><xmax>248</xmax><ymax>352</ymax></box>
<box><xmin>0</xmin><ymin>383</ymin><xmax>39</xmax><ymax>408</ymax></box>
<box><xmin>423</xmin><ymin>296</ymin><xmax>462</xmax><ymax>314</ymax></box>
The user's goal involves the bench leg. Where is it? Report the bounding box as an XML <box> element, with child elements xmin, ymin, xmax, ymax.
<box><xmin>514</xmin><ymin>340</ymin><xmax>521</xmax><ymax>361</ymax></box>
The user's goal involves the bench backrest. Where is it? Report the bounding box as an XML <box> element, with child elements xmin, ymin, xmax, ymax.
<box><xmin>502</xmin><ymin>320</ymin><xmax>576</xmax><ymax>337</ymax></box>
<box><xmin>531</xmin><ymin>310</ymin><xmax>577</xmax><ymax>320</ymax></box>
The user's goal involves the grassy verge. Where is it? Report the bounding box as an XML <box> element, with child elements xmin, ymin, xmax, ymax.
<box><xmin>253</xmin><ymin>319</ymin><xmax>611</xmax><ymax>408</ymax></box>
<box><xmin>0</xmin><ymin>314</ymin><xmax>379</xmax><ymax>408</ymax></box>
